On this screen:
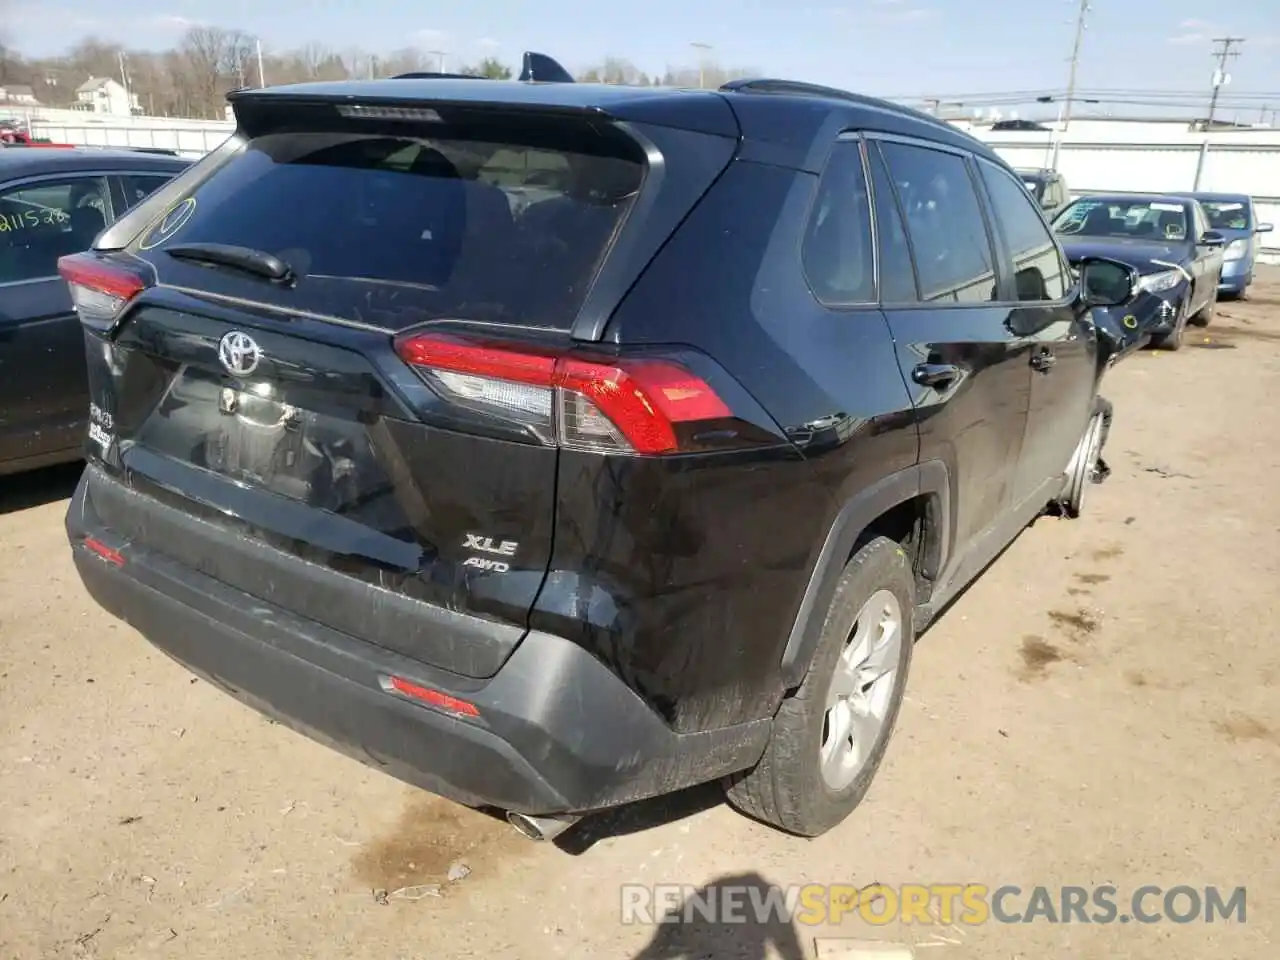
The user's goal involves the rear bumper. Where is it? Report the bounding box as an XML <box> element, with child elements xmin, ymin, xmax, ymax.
<box><xmin>67</xmin><ymin>467</ymin><xmax>771</xmax><ymax>815</ymax></box>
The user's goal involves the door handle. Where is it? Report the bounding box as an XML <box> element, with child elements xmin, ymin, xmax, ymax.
<box><xmin>1030</xmin><ymin>351</ymin><xmax>1056</xmax><ymax>373</ymax></box>
<box><xmin>911</xmin><ymin>362</ymin><xmax>961</xmax><ymax>389</ymax></box>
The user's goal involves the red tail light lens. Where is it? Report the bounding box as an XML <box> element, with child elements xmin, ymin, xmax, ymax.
<box><xmin>395</xmin><ymin>332</ymin><xmax>733</xmax><ymax>456</ymax></box>
<box><xmin>58</xmin><ymin>253</ymin><xmax>149</xmax><ymax>330</ymax></box>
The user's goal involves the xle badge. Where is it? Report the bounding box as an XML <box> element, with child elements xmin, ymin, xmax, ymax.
<box><xmin>462</xmin><ymin>534</ymin><xmax>518</xmax><ymax>574</ymax></box>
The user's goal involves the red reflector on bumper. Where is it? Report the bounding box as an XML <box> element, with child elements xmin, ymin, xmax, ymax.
<box><xmin>385</xmin><ymin>675</ymin><xmax>480</xmax><ymax>717</ymax></box>
<box><xmin>84</xmin><ymin>537</ymin><xmax>125</xmax><ymax>567</ymax></box>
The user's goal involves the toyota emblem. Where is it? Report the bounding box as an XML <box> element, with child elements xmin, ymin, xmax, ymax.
<box><xmin>218</xmin><ymin>331</ymin><xmax>262</xmax><ymax>377</ymax></box>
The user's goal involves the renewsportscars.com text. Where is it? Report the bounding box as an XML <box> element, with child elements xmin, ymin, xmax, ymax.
<box><xmin>620</xmin><ymin>883</ymin><xmax>1247</xmax><ymax>926</ymax></box>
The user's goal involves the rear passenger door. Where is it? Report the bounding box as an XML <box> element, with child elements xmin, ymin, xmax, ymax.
<box><xmin>975</xmin><ymin>158</ymin><xmax>1095</xmax><ymax>508</ymax></box>
<box><xmin>867</xmin><ymin>137</ymin><xmax>1036</xmax><ymax>580</ymax></box>
<box><xmin>0</xmin><ymin>173</ymin><xmax>113</xmax><ymax>467</ymax></box>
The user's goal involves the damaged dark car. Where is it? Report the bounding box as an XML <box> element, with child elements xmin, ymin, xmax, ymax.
<box><xmin>1053</xmin><ymin>193</ymin><xmax>1226</xmax><ymax>352</ymax></box>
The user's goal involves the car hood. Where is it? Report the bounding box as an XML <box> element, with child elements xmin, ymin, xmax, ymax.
<box><xmin>1058</xmin><ymin>237</ymin><xmax>1188</xmax><ymax>275</ymax></box>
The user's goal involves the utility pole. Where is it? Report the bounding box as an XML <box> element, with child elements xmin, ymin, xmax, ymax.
<box><xmin>1206</xmin><ymin>37</ymin><xmax>1244</xmax><ymax>128</ymax></box>
<box><xmin>690</xmin><ymin>41</ymin><xmax>712</xmax><ymax>88</ymax></box>
<box><xmin>1060</xmin><ymin>0</ymin><xmax>1090</xmax><ymax>135</ymax></box>
<box><xmin>256</xmin><ymin>38</ymin><xmax>266</xmax><ymax>87</ymax></box>
<box><xmin>425</xmin><ymin>50</ymin><xmax>447</xmax><ymax>74</ymax></box>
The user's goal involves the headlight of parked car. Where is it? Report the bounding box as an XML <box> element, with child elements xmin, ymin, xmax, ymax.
<box><xmin>1137</xmin><ymin>269</ymin><xmax>1182</xmax><ymax>294</ymax></box>
<box><xmin>1223</xmin><ymin>238</ymin><xmax>1249</xmax><ymax>261</ymax></box>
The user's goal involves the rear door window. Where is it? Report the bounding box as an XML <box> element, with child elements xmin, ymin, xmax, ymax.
<box><xmin>801</xmin><ymin>140</ymin><xmax>875</xmax><ymax>305</ymax></box>
<box><xmin>867</xmin><ymin>145</ymin><xmax>919</xmax><ymax>303</ymax></box>
<box><xmin>130</xmin><ymin>128</ymin><xmax>646</xmax><ymax>330</ymax></box>
<box><xmin>0</xmin><ymin>175</ymin><xmax>111</xmax><ymax>284</ymax></box>
<box><xmin>877</xmin><ymin>141</ymin><xmax>997</xmax><ymax>304</ymax></box>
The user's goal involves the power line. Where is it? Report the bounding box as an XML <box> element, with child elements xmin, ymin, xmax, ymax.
<box><xmin>1206</xmin><ymin>36</ymin><xmax>1244</xmax><ymax>126</ymax></box>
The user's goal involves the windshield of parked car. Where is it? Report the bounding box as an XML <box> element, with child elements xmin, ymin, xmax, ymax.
<box><xmin>1199</xmin><ymin>200</ymin><xmax>1252</xmax><ymax>230</ymax></box>
<box><xmin>1053</xmin><ymin>198</ymin><xmax>1189</xmax><ymax>241</ymax></box>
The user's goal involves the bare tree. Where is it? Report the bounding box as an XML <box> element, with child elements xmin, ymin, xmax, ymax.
<box><xmin>379</xmin><ymin>47</ymin><xmax>432</xmax><ymax>77</ymax></box>
<box><xmin>459</xmin><ymin>57</ymin><xmax>512</xmax><ymax>80</ymax></box>
<box><xmin>660</xmin><ymin>60</ymin><xmax>759</xmax><ymax>89</ymax></box>
<box><xmin>577</xmin><ymin>57</ymin><xmax>648</xmax><ymax>85</ymax></box>
<box><xmin>223</xmin><ymin>30</ymin><xmax>258</xmax><ymax>89</ymax></box>
<box><xmin>178</xmin><ymin>25</ymin><xmax>233</xmax><ymax>117</ymax></box>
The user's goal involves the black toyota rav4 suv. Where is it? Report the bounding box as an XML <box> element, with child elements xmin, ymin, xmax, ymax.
<box><xmin>59</xmin><ymin>54</ymin><xmax>1138</xmax><ymax>840</ymax></box>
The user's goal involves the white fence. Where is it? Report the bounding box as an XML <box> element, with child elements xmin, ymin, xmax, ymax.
<box><xmin>964</xmin><ymin>124</ymin><xmax>1280</xmax><ymax>258</ymax></box>
<box><xmin>28</xmin><ymin>120</ymin><xmax>232</xmax><ymax>158</ymax></box>
<box><xmin>23</xmin><ymin>113</ymin><xmax>1280</xmax><ymax>257</ymax></box>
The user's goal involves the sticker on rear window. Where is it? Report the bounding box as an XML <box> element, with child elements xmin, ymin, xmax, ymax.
<box><xmin>139</xmin><ymin>196</ymin><xmax>197</xmax><ymax>250</ymax></box>
<box><xmin>1150</xmin><ymin>202</ymin><xmax>1183</xmax><ymax>212</ymax></box>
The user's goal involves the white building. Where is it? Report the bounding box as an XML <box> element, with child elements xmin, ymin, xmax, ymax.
<box><xmin>0</xmin><ymin>84</ymin><xmax>39</xmax><ymax>106</ymax></box>
<box><xmin>73</xmin><ymin>77</ymin><xmax>140</xmax><ymax>117</ymax></box>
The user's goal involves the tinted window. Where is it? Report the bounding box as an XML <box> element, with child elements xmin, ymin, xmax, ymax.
<box><xmin>801</xmin><ymin>141</ymin><xmax>875</xmax><ymax>304</ymax></box>
<box><xmin>879</xmin><ymin>142</ymin><xmax>996</xmax><ymax>303</ymax></box>
<box><xmin>979</xmin><ymin>161</ymin><xmax>1068</xmax><ymax>302</ymax></box>
<box><xmin>0</xmin><ymin>175</ymin><xmax>111</xmax><ymax>284</ymax></box>
<box><xmin>118</xmin><ymin>173</ymin><xmax>174</xmax><ymax>211</ymax></box>
<box><xmin>131</xmin><ymin>129</ymin><xmax>645</xmax><ymax>330</ymax></box>
<box><xmin>1200</xmin><ymin>200</ymin><xmax>1252</xmax><ymax>230</ymax></box>
<box><xmin>868</xmin><ymin>146</ymin><xmax>918</xmax><ymax>303</ymax></box>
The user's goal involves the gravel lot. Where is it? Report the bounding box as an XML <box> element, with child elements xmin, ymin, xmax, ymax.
<box><xmin>3</xmin><ymin>269</ymin><xmax>1279</xmax><ymax>960</ymax></box>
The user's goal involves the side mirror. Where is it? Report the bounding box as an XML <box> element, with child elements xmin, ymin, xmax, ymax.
<box><xmin>1200</xmin><ymin>230</ymin><xmax>1226</xmax><ymax>247</ymax></box>
<box><xmin>1257</xmin><ymin>223</ymin><xmax>1274</xmax><ymax>234</ymax></box>
<box><xmin>1077</xmin><ymin>256</ymin><xmax>1139</xmax><ymax>308</ymax></box>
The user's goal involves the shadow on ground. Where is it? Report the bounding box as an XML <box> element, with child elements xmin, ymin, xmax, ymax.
<box><xmin>627</xmin><ymin>872</ymin><xmax>806</xmax><ymax>960</ymax></box>
<box><xmin>0</xmin><ymin>462</ymin><xmax>82</xmax><ymax>516</ymax></box>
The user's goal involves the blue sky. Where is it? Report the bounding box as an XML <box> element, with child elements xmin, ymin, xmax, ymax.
<box><xmin>7</xmin><ymin>0</ymin><xmax>1279</xmax><ymax>111</ymax></box>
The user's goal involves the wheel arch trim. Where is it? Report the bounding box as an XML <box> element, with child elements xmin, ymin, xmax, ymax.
<box><xmin>779</xmin><ymin>460</ymin><xmax>951</xmax><ymax>687</ymax></box>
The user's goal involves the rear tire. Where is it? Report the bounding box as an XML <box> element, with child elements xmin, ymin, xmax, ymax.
<box><xmin>724</xmin><ymin>537</ymin><xmax>915</xmax><ymax>837</ymax></box>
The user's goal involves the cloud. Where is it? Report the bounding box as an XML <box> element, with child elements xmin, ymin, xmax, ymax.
<box><xmin>830</xmin><ymin>3</ymin><xmax>935</xmax><ymax>25</ymax></box>
<box><xmin>1167</xmin><ymin>31</ymin><xmax>1207</xmax><ymax>45</ymax></box>
<box><xmin>149</xmin><ymin>14</ymin><xmax>201</xmax><ymax>31</ymax></box>
<box><xmin>415</xmin><ymin>29</ymin><xmax>451</xmax><ymax>47</ymax></box>
<box><xmin>475</xmin><ymin>37</ymin><xmax>501</xmax><ymax>50</ymax></box>
<box><xmin>1179</xmin><ymin>18</ymin><xmax>1210</xmax><ymax>29</ymax></box>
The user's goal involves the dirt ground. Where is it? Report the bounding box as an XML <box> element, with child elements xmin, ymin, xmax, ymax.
<box><xmin>3</xmin><ymin>271</ymin><xmax>1280</xmax><ymax>960</ymax></box>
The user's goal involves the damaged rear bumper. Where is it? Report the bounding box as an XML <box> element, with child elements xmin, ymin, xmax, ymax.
<box><xmin>66</xmin><ymin>465</ymin><xmax>772</xmax><ymax>816</ymax></box>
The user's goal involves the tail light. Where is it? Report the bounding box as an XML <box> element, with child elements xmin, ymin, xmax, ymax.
<box><xmin>395</xmin><ymin>331</ymin><xmax>737</xmax><ymax>456</ymax></box>
<box><xmin>58</xmin><ymin>253</ymin><xmax>149</xmax><ymax>331</ymax></box>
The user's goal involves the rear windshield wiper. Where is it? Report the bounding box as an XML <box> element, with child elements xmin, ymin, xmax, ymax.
<box><xmin>164</xmin><ymin>242</ymin><xmax>295</xmax><ymax>285</ymax></box>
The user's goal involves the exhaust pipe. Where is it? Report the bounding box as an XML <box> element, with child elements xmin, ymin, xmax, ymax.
<box><xmin>507</xmin><ymin>811</ymin><xmax>580</xmax><ymax>842</ymax></box>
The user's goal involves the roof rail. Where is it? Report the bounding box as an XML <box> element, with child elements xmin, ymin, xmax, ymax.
<box><xmin>720</xmin><ymin>77</ymin><xmax>960</xmax><ymax>132</ymax></box>
<box><xmin>391</xmin><ymin>71</ymin><xmax>480</xmax><ymax>80</ymax></box>
<box><xmin>719</xmin><ymin>77</ymin><xmax>879</xmax><ymax>105</ymax></box>
<box><xmin>390</xmin><ymin>51</ymin><xmax>575</xmax><ymax>84</ymax></box>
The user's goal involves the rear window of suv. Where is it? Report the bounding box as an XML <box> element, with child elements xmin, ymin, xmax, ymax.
<box><xmin>132</xmin><ymin>125</ymin><xmax>645</xmax><ymax>330</ymax></box>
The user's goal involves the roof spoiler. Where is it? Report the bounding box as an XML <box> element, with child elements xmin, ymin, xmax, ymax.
<box><xmin>390</xmin><ymin>51</ymin><xmax>574</xmax><ymax>84</ymax></box>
